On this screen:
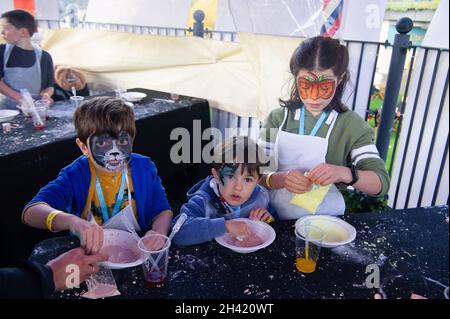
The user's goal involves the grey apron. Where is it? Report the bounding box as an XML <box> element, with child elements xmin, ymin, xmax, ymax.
<box><xmin>0</xmin><ymin>44</ymin><xmax>42</xmax><ymax>110</ymax></box>
<box><xmin>269</xmin><ymin>108</ymin><xmax>346</xmax><ymax>220</ymax></box>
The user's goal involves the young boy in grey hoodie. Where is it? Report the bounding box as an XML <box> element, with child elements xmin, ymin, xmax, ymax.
<box><xmin>172</xmin><ymin>136</ymin><xmax>274</xmax><ymax>246</ymax></box>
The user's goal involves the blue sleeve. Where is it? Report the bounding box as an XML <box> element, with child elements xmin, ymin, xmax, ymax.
<box><xmin>23</xmin><ymin>167</ymin><xmax>75</xmax><ymax>219</ymax></box>
<box><xmin>148</xmin><ymin>162</ymin><xmax>171</xmax><ymax>219</ymax></box>
<box><xmin>172</xmin><ymin>196</ymin><xmax>227</xmax><ymax>246</ymax></box>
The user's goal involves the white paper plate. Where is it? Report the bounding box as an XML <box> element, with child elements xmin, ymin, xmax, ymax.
<box><xmin>295</xmin><ymin>215</ymin><xmax>356</xmax><ymax>248</ymax></box>
<box><xmin>0</xmin><ymin>109</ymin><xmax>19</xmax><ymax>122</ymax></box>
<box><xmin>121</xmin><ymin>92</ymin><xmax>146</xmax><ymax>102</ymax></box>
<box><xmin>99</xmin><ymin>229</ymin><xmax>143</xmax><ymax>269</ymax></box>
<box><xmin>215</xmin><ymin>218</ymin><xmax>276</xmax><ymax>254</ymax></box>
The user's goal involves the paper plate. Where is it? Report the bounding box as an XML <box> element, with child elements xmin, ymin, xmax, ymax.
<box><xmin>0</xmin><ymin>109</ymin><xmax>19</xmax><ymax>122</ymax></box>
<box><xmin>295</xmin><ymin>215</ymin><xmax>356</xmax><ymax>248</ymax></box>
<box><xmin>215</xmin><ymin>218</ymin><xmax>276</xmax><ymax>254</ymax></box>
<box><xmin>121</xmin><ymin>92</ymin><xmax>146</xmax><ymax>102</ymax></box>
<box><xmin>99</xmin><ymin>229</ymin><xmax>143</xmax><ymax>269</ymax></box>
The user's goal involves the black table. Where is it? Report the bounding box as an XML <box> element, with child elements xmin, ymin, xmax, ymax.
<box><xmin>0</xmin><ymin>89</ymin><xmax>211</xmax><ymax>266</ymax></box>
<box><xmin>29</xmin><ymin>206</ymin><xmax>449</xmax><ymax>299</ymax></box>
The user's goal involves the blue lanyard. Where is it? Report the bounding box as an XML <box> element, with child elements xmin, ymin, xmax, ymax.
<box><xmin>230</xmin><ymin>205</ymin><xmax>241</xmax><ymax>219</ymax></box>
<box><xmin>299</xmin><ymin>106</ymin><xmax>328</xmax><ymax>136</ymax></box>
<box><xmin>95</xmin><ymin>167</ymin><xmax>126</xmax><ymax>223</ymax></box>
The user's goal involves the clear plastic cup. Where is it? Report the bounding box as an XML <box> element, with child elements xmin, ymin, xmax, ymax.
<box><xmin>114</xmin><ymin>88</ymin><xmax>126</xmax><ymax>99</ymax></box>
<box><xmin>170</xmin><ymin>93</ymin><xmax>180</xmax><ymax>101</ymax></box>
<box><xmin>32</xmin><ymin>105</ymin><xmax>47</xmax><ymax>130</ymax></box>
<box><xmin>138</xmin><ymin>234</ymin><xmax>171</xmax><ymax>288</ymax></box>
<box><xmin>70</xmin><ymin>96</ymin><xmax>85</xmax><ymax>108</ymax></box>
<box><xmin>295</xmin><ymin>225</ymin><xmax>323</xmax><ymax>274</ymax></box>
<box><xmin>34</xmin><ymin>100</ymin><xmax>50</xmax><ymax>118</ymax></box>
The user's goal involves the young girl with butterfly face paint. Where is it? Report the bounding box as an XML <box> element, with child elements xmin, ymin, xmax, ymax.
<box><xmin>259</xmin><ymin>36</ymin><xmax>390</xmax><ymax>220</ymax></box>
<box><xmin>172</xmin><ymin>136</ymin><xmax>274</xmax><ymax>246</ymax></box>
<box><xmin>22</xmin><ymin>97</ymin><xmax>173</xmax><ymax>254</ymax></box>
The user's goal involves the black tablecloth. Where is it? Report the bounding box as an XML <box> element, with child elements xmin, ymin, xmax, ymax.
<box><xmin>29</xmin><ymin>206</ymin><xmax>449</xmax><ymax>299</ymax></box>
<box><xmin>0</xmin><ymin>89</ymin><xmax>211</xmax><ymax>266</ymax></box>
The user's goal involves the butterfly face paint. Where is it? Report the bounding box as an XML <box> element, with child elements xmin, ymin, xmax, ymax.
<box><xmin>89</xmin><ymin>132</ymin><xmax>132</xmax><ymax>171</ymax></box>
<box><xmin>298</xmin><ymin>72</ymin><xmax>337</xmax><ymax>101</ymax></box>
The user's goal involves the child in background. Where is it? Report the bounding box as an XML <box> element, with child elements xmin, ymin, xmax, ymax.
<box><xmin>52</xmin><ymin>64</ymin><xmax>90</xmax><ymax>101</ymax></box>
<box><xmin>0</xmin><ymin>10</ymin><xmax>54</xmax><ymax>109</ymax></box>
<box><xmin>173</xmin><ymin>136</ymin><xmax>273</xmax><ymax>246</ymax></box>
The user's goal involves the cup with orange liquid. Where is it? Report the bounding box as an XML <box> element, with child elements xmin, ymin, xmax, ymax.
<box><xmin>295</xmin><ymin>224</ymin><xmax>323</xmax><ymax>274</ymax></box>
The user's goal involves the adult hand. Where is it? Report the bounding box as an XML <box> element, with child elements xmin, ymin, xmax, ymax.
<box><xmin>68</xmin><ymin>216</ymin><xmax>104</xmax><ymax>255</ymax></box>
<box><xmin>142</xmin><ymin>230</ymin><xmax>166</xmax><ymax>250</ymax></box>
<box><xmin>283</xmin><ymin>170</ymin><xmax>312</xmax><ymax>194</ymax></box>
<box><xmin>308</xmin><ymin>163</ymin><xmax>352</xmax><ymax>186</ymax></box>
<box><xmin>47</xmin><ymin>248</ymin><xmax>109</xmax><ymax>291</ymax></box>
<box><xmin>225</xmin><ymin>220</ymin><xmax>251</xmax><ymax>240</ymax></box>
<box><xmin>249</xmin><ymin>208</ymin><xmax>273</xmax><ymax>223</ymax></box>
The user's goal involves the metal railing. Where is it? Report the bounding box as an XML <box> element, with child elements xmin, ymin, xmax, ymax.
<box><xmin>35</xmin><ymin>12</ymin><xmax>449</xmax><ymax>209</ymax></box>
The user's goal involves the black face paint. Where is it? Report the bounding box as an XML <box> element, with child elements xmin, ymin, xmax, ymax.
<box><xmin>89</xmin><ymin>132</ymin><xmax>132</xmax><ymax>171</ymax></box>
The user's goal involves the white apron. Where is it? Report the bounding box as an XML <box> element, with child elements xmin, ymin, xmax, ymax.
<box><xmin>270</xmin><ymin>108</ymin><xmax>345</xmax><ymax>220</ymax></box>
<box><xmin>0</xmin><ymin>44</ymin><xmax>42</xmax><ymax>109</ymax></box>
<box><xmin>89</xmin><ymin>167</ymin><xmax>141</xmax><ymax>232</ymax></box>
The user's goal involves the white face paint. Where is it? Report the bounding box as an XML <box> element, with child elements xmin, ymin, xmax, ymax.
<box><xmin>89</xmin><ymin>132</ymin><xmax>132</xmax><ymax>171</ymax></box>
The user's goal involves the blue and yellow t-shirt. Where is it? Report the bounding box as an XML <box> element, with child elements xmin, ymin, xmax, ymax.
<box><xmin>81</xmin><ymin>159</ymin><xmax>137</xmax><ymax>225</ymax></box>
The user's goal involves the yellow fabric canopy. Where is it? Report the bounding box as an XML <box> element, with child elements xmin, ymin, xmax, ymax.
<box><xmin>38</xmin><ymin>28</ymin><xmax>301</xmax><ymax>120</ymax></box>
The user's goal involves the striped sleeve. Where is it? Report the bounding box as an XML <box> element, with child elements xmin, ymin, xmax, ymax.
<box><xmin>349</xmin><ymin>122</ymin><xmax>390</xmax><ymax>196</ymax></box>
<box><xmin>350</xmin><ymin>144</ymin><xmax>381</xmax><ymax>165</ymax></box>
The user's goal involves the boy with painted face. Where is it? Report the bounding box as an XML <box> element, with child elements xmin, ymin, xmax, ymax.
<box><xmin>172</xmin><ymin>136</ymin><xmax>273</xmax><ymax>246</ymax></box>
<box><xmin>22</xmin><ymin>97</ymin><xmax>173</xmax><ymax>254</ymax></box>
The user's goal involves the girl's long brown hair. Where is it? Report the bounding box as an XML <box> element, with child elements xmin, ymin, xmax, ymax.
<box><xmin>280</xmin><ymin>36</ymin><xmax>350</xmax><ymax>113</ymax></box>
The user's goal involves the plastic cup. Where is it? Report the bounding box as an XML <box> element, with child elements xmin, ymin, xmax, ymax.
<box><xmin>35</xmin><ymin>100</ymin><xmax>50</xmax><ymax>119</ymax></box>
<box><xmin>70</xmin><ymin>96</ymin><xmax>85</xmax><ymax>107</ymax></box>
<box><xmin>170</xmin><ymin>93</ymin><xmax>180</xmax><ymax>101</ymax></box>
<box><xmin>295</xmin><ymin>225</ymin><xmax>323</xmax><ymax>274</ymax></box>
<box><xmin>35</xmin><ymin>99</ymin><xmax>50</xmax><ymax>108</ymax></box>
<box><xmin>114</xmin><ymin>88</ymin><xmax>126</xmax><ymax>99</ymax></box>
<box><xmin>32</xmin><ymin>105</ymin><xmax>47</xmax><ymax>130</ymax></box>
<box><xmin>138</xmin><ymin>234</ymin><xmax>171</xmax><ymax>288</ymax></box>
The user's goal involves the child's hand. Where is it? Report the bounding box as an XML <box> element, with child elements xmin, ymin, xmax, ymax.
<box><xmin>142</xmin><ymin>230</ymin><xmax>166</xmax><ymax>250</ymax></box>
<box><xmin>249</xmin><ymin>208</ymin><xmax>273</xmax><ymax>223</ymax></box>
<box><xmin>69</xmin><ymin>217</ymin><xmax>104</xmax><ymax>255</ymax></box>
<box><xmin>225</xmin><ymin>220</ymin><xmax>251</xmax><ymax>240</ymax></box>
<box><xmin>308</xmin><ymin>163</ymin><xmax>350</xmax><ymax>186</ymax></box>
<box><xmin>283</xmin><ymin>170</ymin><xmax>313</xmax><ymax>194</ymax></box>
<box><xmin>40</xmin><ymin>93</ymin><xmax>54</xmax><ymax>105</ymax></box>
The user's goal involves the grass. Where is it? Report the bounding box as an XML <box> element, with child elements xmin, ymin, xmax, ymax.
<box><xmin>368</xmin><ymin>116</ymin><xmax>398</xmax><ymax>173</ymax></box>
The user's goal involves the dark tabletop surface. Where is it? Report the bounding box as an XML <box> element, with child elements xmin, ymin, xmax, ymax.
<box><xmin>29</xmin><ymin>206</ymin><xmax>449</xmax><ymax>299</ymax></box>
<box><xmin>0</xmin><ymin>89</ymin><xmax>198</xmax><ymax>157</ymax></box>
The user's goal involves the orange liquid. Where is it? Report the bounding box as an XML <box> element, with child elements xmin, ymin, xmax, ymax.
<box><xmin>296</xmin><ymin>258</ymin><xmax>317</xmax><ymax>273</ymax></box>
